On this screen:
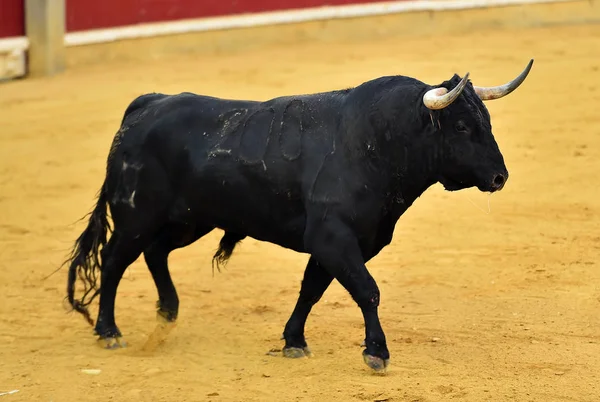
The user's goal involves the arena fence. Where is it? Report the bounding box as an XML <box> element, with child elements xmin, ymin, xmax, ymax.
<box><xmin>0</xmin><ymin>0</ymin><xmax>598</xmax><ymax>81</ymax></box>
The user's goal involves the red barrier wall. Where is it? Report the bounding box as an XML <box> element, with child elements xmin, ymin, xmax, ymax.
<box><xmin>0</xmin><ymin>0</ymin><xmax>24</xmax><ymax>38</ymax></box>
<box><xmin>66</xmin><ymin>0</ymin><xmax>394</xmax><ymax>32</ymax></box>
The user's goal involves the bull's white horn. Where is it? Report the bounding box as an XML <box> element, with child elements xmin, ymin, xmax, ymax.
<box><xmin>423</xmin><ymin>73</ymin><xmax>470</xmax><ymax>110</ymax></box>
<box><xmin>474</xmin><ymin>59</ymin><xmax>534</xmax><ymax>101</ymax></box>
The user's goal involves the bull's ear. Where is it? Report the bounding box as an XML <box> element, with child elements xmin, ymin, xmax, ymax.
<box><xmin>473</xmin><ymin>59</ymin><xmax>534</xmax><ymax>101</ymax></box>
<box><xmin>423</xmin><ymin>73</ymin><xmax>470</xmax><ymax>110</ymax></box>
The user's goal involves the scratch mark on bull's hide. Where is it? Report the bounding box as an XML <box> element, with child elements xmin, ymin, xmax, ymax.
<box><xmin>112</xmin><ymin>158</ymin><xmax>142</xmax><ymax>207</ymax></box>
<box><xmin>121</xmin><ymin>161</ymin><xmax>142</xmax><ymax>171</ymax></box>
<box><xmin>279</xmin><ymin>99</ymin><xmax>304</xmax><ymax>161</ymax></box>
<box><xmin>218</xmin><ymin>109</ymin><xmax>248</xmax><ymax>137</ymax></box>
<box><xmin>208</xmin><ymin>109</ymin><xmax>248</xmax><ymax>159</ymax></box>
<box><xmin>128</xmin><ymin>190</ymin><xmax>136</xmax><ymax>208</ymax></box>
<box><xmin>208</xmin><ymin>149</ymin><xmax>232</xmax><ymax>157</ymax></box>
<box><xmin>238</xmin><ymin>107</ymin><xmax>275</xmax><ymax>165</ymax></box>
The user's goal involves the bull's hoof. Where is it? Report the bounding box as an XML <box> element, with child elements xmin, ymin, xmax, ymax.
<box><xmin>97</xmin><ymin>336</ymin><xmax>127</xmax><ymax>350</ymax></box>
<box><xmin>155</xmin><ymin>301</ymin><xmax>178</xmax><ymax>322</ymax></box>
<box><xmin>282</xmin><ymin>346</ymin><xmax>313</xmax><ymax>358</ymax></box>
<box><xmin>362</xmin><ymin>351</ymin><xmax>389</xmax><ymax>373</ymax></box>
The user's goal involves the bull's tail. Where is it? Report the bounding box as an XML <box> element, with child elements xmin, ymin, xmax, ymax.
<box><xmin>65</xmin><ymin>183</ymin><xmax>111</xmax><ymax>326</ymax></box>
<box><xmin>212</xmin><ymin>232</ymin><xmax>245</xmax><ymax>274</ymax></box>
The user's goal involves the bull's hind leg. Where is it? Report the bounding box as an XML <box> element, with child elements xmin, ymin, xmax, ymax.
<box><xmin>141</xmin><ymin>223</ymin><xmax>214</xmax><ymax>350</ymax></box>
<box><xmin>95</xmin><ymin>231</ymin><xmax>149</xmax><ymax>349</ymax></box>
<box><xmin>142</xmin><ymin>227</ymin><xmax>245</xmax><ymax>351</ymax></box>
<box><xmin>94</xmin><ymin>153</ymin><xmax>172</xmax><ymax>349</ymax></box>
<box><xmin>144</xmin><ymin>223</ymin><xmax>214</xmax><ymax>322</ymax></box>
<box><xmin>282</xmin><ymin>257</ymin><xmax>333</xmax><ymax>358</ymax></box>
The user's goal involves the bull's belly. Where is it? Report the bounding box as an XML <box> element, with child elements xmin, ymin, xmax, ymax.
<box><xmin>179</xmin><ymin>176</ymin><xmax>308</xmax><ymax>253</ymax></box>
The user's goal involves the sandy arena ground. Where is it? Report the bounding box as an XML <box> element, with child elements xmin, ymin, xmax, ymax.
<box><xmin>1</xmin><ymin>17</ymin><xmax>599</xmax><ymax>402</ymax></box>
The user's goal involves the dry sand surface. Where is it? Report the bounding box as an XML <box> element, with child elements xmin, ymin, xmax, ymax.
<box><xmin>1</xmin><ymin>18</ymin><xmax>599</xmax><ymax>402</ymax></box>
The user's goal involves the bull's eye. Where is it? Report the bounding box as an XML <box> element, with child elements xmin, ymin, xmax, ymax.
<box><xmin>454</xmin><ymin>121</ymin><xmax>470</xmax><ymax>134</ymax></box>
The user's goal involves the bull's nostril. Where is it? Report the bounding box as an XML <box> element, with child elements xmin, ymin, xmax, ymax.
<box><xmin>493</xmin><ymin>174</ymin><xmax>505</xmax><ymax>188</ymax></box>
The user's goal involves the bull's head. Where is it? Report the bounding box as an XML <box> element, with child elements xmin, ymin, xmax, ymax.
<box><xmin>422</xmin><ymin>59</ymin><xmax>533</xmax><ymax>193</ymax></box>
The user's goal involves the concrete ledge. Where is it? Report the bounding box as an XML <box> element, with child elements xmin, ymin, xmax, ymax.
<box><xmin>0</xmin><ymin>37</ymin><xmax>28</xmax><ymax>81</ymax></box>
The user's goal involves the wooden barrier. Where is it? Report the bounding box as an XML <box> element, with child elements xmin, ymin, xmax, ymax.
<box><xmin>0</xmin><ymin>0</ymin><xmax>24</xmax><ymax>38</ymax></box>
<box><xmin>65</xmin><ymin>0</ymin><xmax>391</xmax><ymax>32</ymax></box>
<box><xmin>0</xmin><ymin>0</ymin><xmax>25</xmax><ymax>79</ymax></box>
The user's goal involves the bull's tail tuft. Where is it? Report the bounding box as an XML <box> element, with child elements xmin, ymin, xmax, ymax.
<box><xmin>64</xmin><ymin>184</ymin><xmax>111</xmax><ymax>326</ymax></box>
<box><xmin>211</xmin><ymin>232</ymin><xmax>245</xmax><ymax>275</ymax></box>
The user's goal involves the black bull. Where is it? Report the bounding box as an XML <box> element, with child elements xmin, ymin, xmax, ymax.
<box><xmin>64</xmin><ymin>60</ymin><xmax>533</xmax><ymax>372</ymax></box>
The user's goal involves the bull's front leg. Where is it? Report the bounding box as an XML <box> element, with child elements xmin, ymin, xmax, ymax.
<box><xmin>304</xmin><ymin>218</ymin><xmax>390</xmax><ymax>372</ymax></box>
